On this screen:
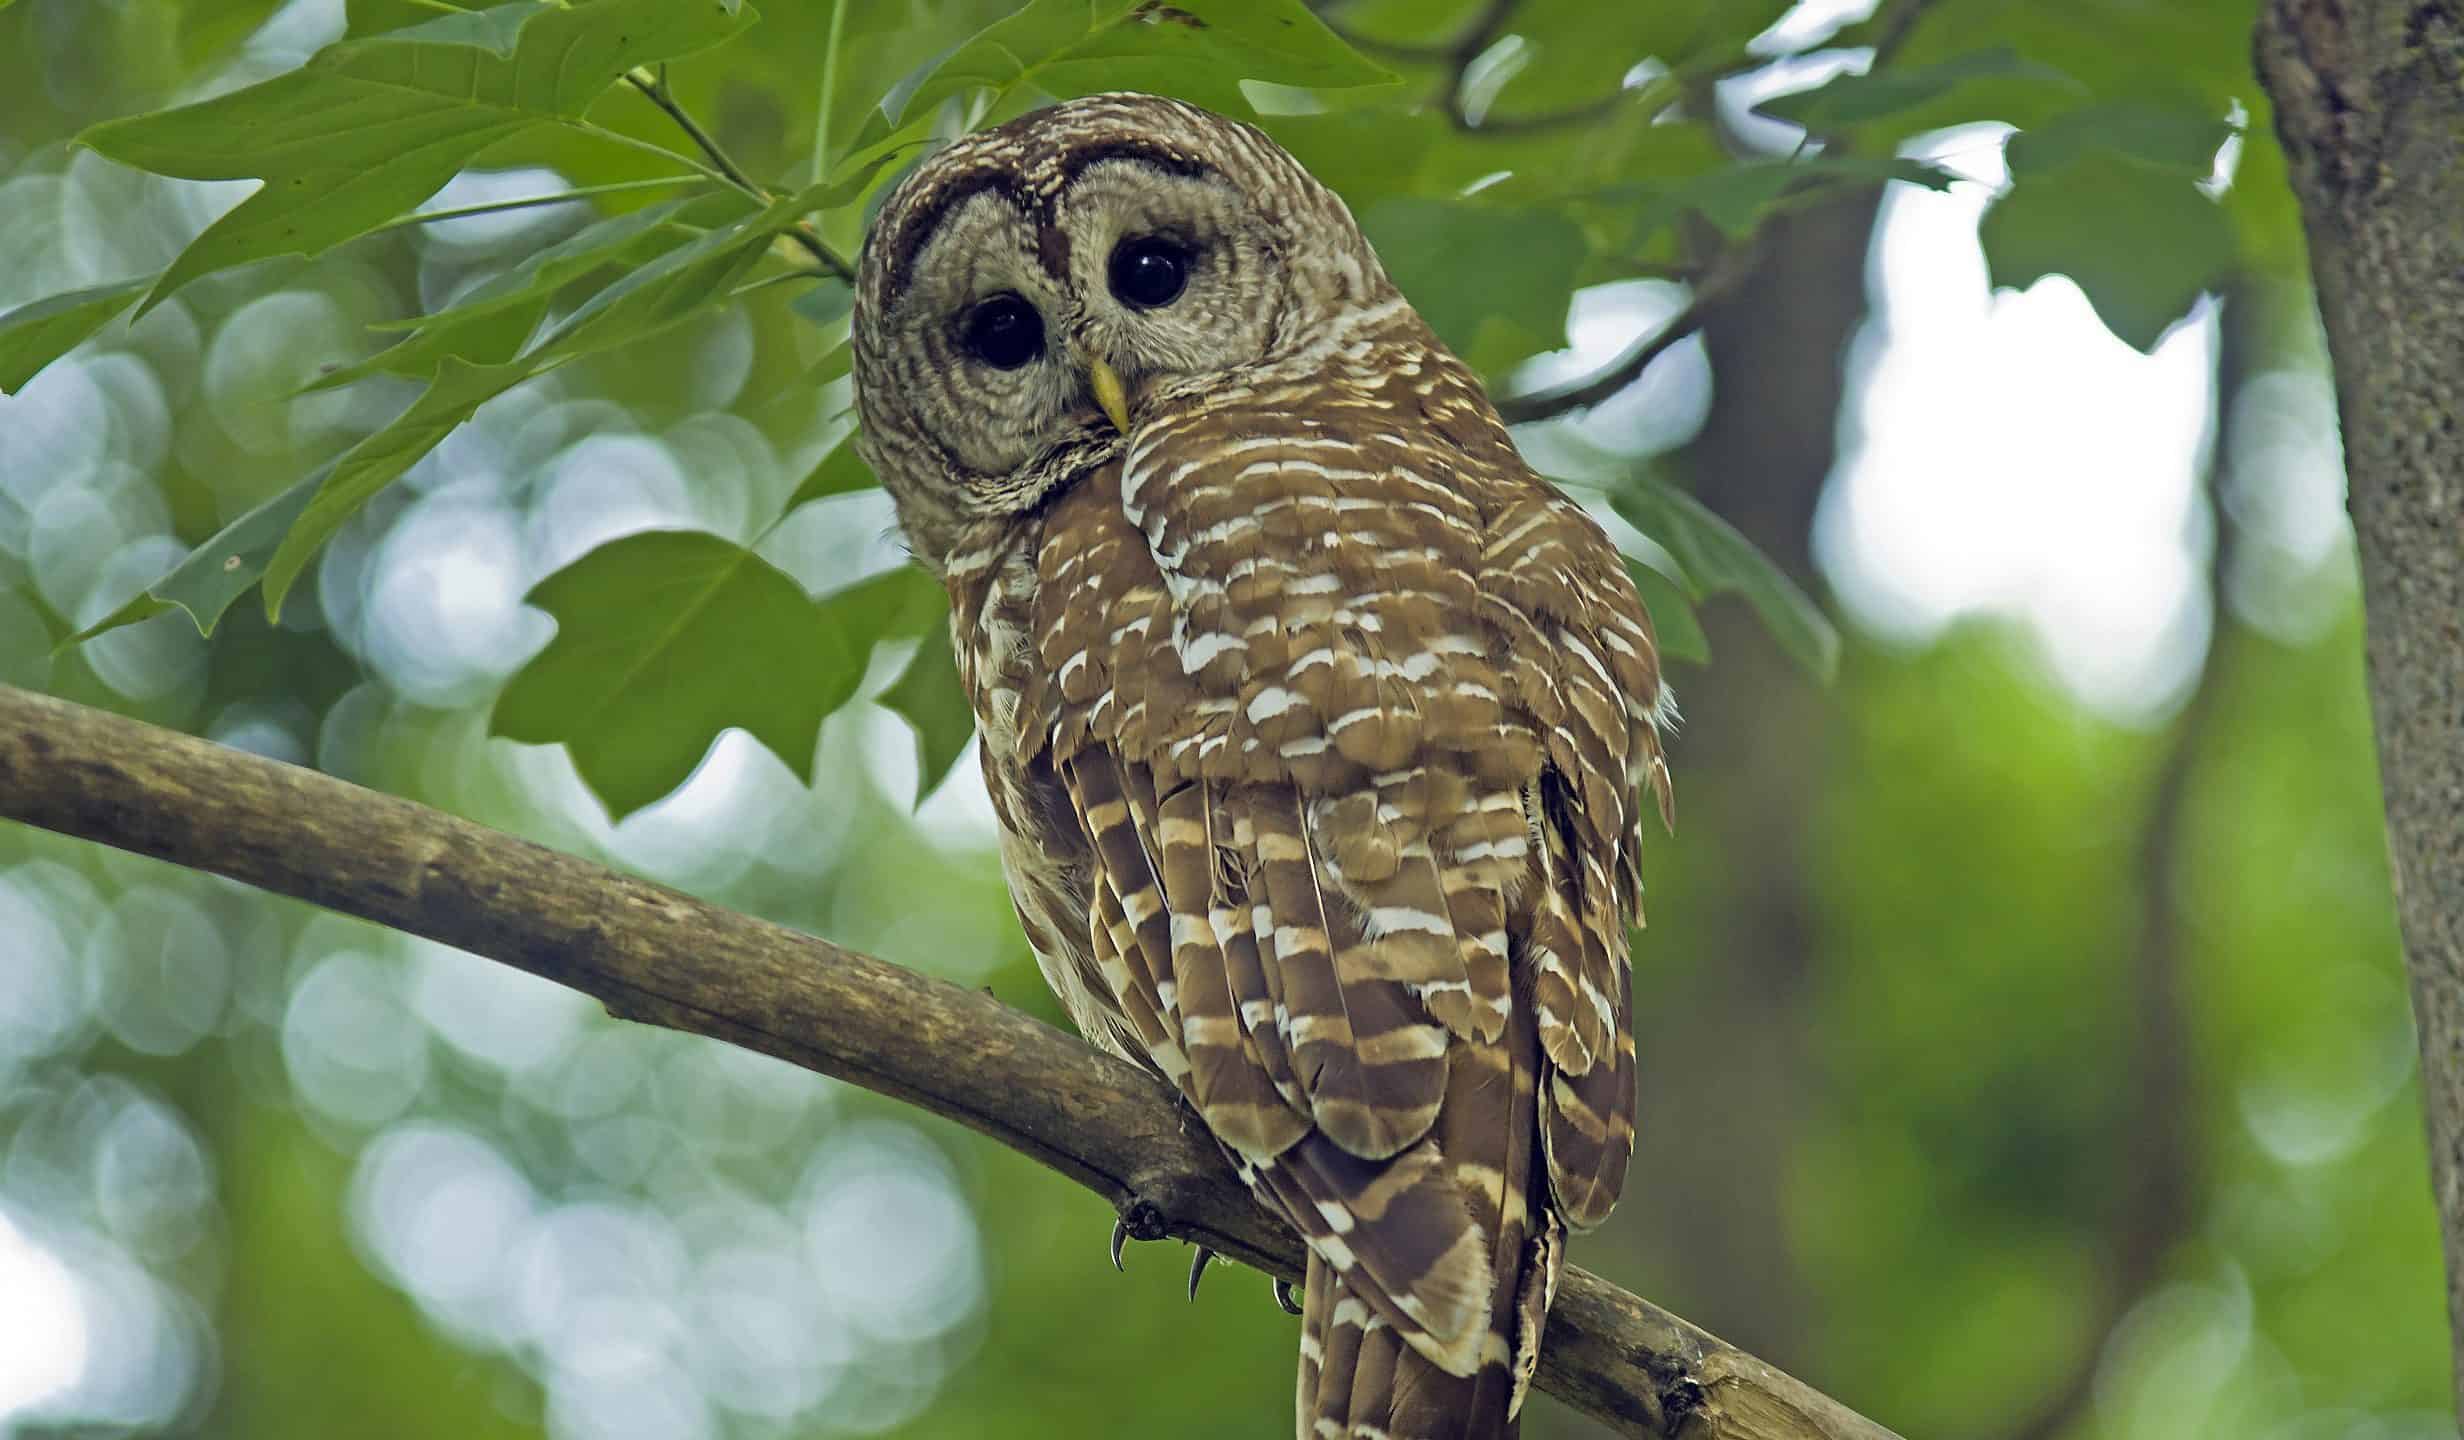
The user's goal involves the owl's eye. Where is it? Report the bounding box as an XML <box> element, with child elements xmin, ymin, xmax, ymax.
<box><xmin>963</xmin><ymin>294</ymin><xmax>1045</xmax><ymax>370</ymax></box>
<box><xmin>1108</xmin><ymin>235</ymin><xmax>1190</xmax><ymax>309</ymax></box>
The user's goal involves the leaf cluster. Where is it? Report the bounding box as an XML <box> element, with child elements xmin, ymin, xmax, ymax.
<box><xmin>0</xmin><ymin>0</ymin><xmax>2262</xmax><ymax>819</ymax></box>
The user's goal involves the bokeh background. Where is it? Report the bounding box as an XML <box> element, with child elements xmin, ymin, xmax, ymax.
<box><xmin>0</xmin><ymin>1</ymin><xmax>2447</xmax><ymax>1437</ymax></box>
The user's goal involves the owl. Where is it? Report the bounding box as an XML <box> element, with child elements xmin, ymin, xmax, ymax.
<box><xmin>852</xmin><ymin>93</ymin><xmax>1672</xmax><ymax>1440</ymax></box>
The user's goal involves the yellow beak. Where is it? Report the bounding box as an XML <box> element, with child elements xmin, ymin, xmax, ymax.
<box><xmin>1086</xmin><ymin>355</ymin><xmax>1132</xmax><ymax>435</ymax></box>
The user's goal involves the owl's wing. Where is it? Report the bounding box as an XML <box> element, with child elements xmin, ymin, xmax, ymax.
<box><xmin>1016</xmin><ymin>387</ymin><xmax>1668</xmax><ymax>1412</ymax></box>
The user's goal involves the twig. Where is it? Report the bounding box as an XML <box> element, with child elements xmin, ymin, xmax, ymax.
<box><xmin>622</xmin><ymin>65</ymin><xmax>857</xmax><ymax>282</ymax></box>
<box><xmin>1496</xmin><ymin>252</ymin><xmax>1751</xmax><ymax>424</ymax></box>
<box><xmin>0</xmin><ymin>683</ymin><xmax>1903</xmax><ymax>1440</ymax></box>
<box><xmin>626</xmin><ymin>65</ymin><xmax>765</xmax><ymax>194</ymax></box>
<box><xmin>812</xmin><ymin>0</ymin><xmax>849</xmax><ymax>185</ymax></box>
<box><xmin>1495</xmin><ymin>0</ymin><xmax>1943</xmax><ymax>424</ymax></box>
<box><xmin>1868</xmin><ymin>0</ymin><xmax>1938</xmax><ymax>66</ymax></box>
<box><xmin>1497</xmin><ymin>301</ymin><xmax>1705</xmax><ymax>425</ymax></box>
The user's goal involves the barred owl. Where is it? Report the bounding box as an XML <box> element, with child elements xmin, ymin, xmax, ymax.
<box><xmin>852</xmin><ymin>93</ymin><xmax>1673</xmax><ymax>1440</ymax></box>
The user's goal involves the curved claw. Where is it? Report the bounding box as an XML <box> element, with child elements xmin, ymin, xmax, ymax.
<box><xmin>1109</xmin><ymin>1218</ymin><xmax>1129</xmax><ymax>1274</ymax></box>
<box><xmin>1185</xmin><ymin>1245</ymin><xmax>1217</xmax><ymax>1301</ymax></box>
<box><xmin>1273</xmin><ymin>1276</ymin><xmax>1303</xmax><ymax>1316</ymax></box>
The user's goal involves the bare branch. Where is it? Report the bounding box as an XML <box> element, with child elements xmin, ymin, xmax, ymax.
<box><xmin>1497</xmin><ymin>299</ymin><xmax>1707</xmax><ymax>426</ymax></box>
<box><xmin>1497</xmin><ymin>252</ymin><xmax>1753</xmax><ymax>425</ymax></box>
<box><xmin>0</xmin><ymin>683</ymin><xmax>1901</xmax><ymax>1440</ymax></box>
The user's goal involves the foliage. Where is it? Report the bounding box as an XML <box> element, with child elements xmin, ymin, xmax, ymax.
<box><xmin>0</xmin><ymin>3</ymin><xmax>2444</xmax><ymax>1440</ymax></box>
<box><xmin>8</xmin><ymin>0</ymin><xmax>2263</xmax><ymax>822</ymax></box>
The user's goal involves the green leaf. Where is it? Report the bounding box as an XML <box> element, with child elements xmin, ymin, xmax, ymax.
<box><xmin>882</xmin><ymin>0</ymin><xmax>1135</xmax><ymax>123</ymax></box>
<box><xmin>1257</xmin><ymin>109</ymin><xmax>1437</xmax><ymax>214</ymax></box>
<box><xmin>1757</xmin><ymin>46</ymin><xmax>2075</xmax><ymax>131</ymax></box>
<box><xmin>791</xmin><ymin>279</ymin><xmax>855</xmax><ymax>330</ymax></box>
<box><xmin>265</xmin><ymin>196</ymin><xmax>802</xmax><ymax>614</ymax></box>
<box><xmin>493</xmin><ymin>530</ymin><xmax>879</xmax><ymax>819</ymax></box>
<box><xmin>305</xmin><ymin>197</ymin><xmax>705</xmax><ymax>390</ymax></box>
<box><xmin>80</xmin><ymin>0</ymin><xmax>760</xmax><ymax>310</ymax></box>
<box><xmin>1625</xmin><ymin>559</ymin><xmax>1708</xmax><ymax>668</ymax></box>
<box><xmin>377</xmin><ymin>198</ymin><xmax>702</xmax><ymax>335</ymax></box>
<box><xmin>63</xmin><ymin>472</ymin><xmax>326</xmax><ymax>648</ymax></box>
<box><xmin>176</xmin><ymin>0</ymin><xmax>291</xmax><ymax>70</ymax></box>
<box><xmin>880</xmin><ymin>617</ymin><xmax>975</xmax><ymax>806</ymax></box>
<box><xmin>304</xmin><ymin>294</ymin><xmax>549</xmax><ymax>391</ymax></box>
<box><xmin>804</xmin><ymin>339</ymin><xmax>855</xmax><ymax>386</ymax></box>
<box><xmin>785</xmin><ymin>147</ymin><xmax>906</xmax><ymax>212</ymax></box>
<box><xmin>1611</xmin><ymin>473</ymin><xmax>1837</xmax><ymax>682</ymax></box>
<box><xmin>1360</xmin><ymin>199</ymin><xmax>1584</xmax><ymax>374</ymax></box>
<box><xmin>342</xmin><ymin>0</ymin><xmax>446</xmax><ymax>37</ymax></box>
<box><xmin>1474</xmin><ymin>0</ymin><xmax>1790</xmax><ymax>126</ymax></box>
<box><xmin>817</xmin><ymin>563</ymin><xmax>945</xmax><ymax>648</ymax></box>
<box><xmin>1585</xmin><ymin>154</ymin><xmax>1959</xmax><ymax>253</ymax></box>
<box><xmin>786</xmin><ymin>430</ymin><xmax>878</xmax><ymax>512</ymax></box>
<box><xmin>0</xmin><ymin>278</ymin><xmax>149</xmax><ymax>395</ymax></box>
<box><xmin>881</xmin><ymin>0</ymin><xmax>1391</xmax><ymax>133</ymax></box>
<box><xmin>532</xmin><ymin>193</ymin><xmax>797</xmax><ymax>361</ymax></box>
<box><xmin>262</xmin><ymin>356</ymin><xmax>534</xmax><ymax>619</ymax></box>
<box><xmin>2004</xmin><ymin>99</ymin><xmax>2236</xmax><ymax>180</ymax></box>
<box><xmin>1980</xmin><ymin>152</ymin><xmax>2232</xmax><ymax>352</ymax></box>
<box><xmin>1056</xmin><ymin>0</ymin><xmax>1397</xmax><ymax>113</ymax></box>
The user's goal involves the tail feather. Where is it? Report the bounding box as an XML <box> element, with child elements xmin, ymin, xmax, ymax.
<box><xmin>1298</xmin><ymin>1254</ymin><xmax>1521</xmax><ymax>1440</ymax></box>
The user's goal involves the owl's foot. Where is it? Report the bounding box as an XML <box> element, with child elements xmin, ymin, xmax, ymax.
<box><xmin>1107</xmin><ymin>1200</ymin><xmax>1173</xmax><ymax>1274</ymax></box>
<box><xmin>1108</xmin><ymin>1212</ymin><xmax>1298</xmax><ymax>1315</ymax></box>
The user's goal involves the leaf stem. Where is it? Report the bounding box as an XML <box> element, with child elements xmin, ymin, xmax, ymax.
<box><xmin>576</xmin><ymin>120</ymin><xmax>739</xmax><ymax>188</ymax></box>
<box><xmin>620</xmin><ymin>65</ymin><xmax>857</xmax><ymax>282</ymax></box>
<box><xmin>726</xmin><ymin>269</ymin><xmax>829</xmax><ymax>301</ymax></box>
<box><xmin>813</xmin><ymin>0</ymin><xmax>847</xmax><ymax>185</ymax></box>
<box><xmin>364</xmin><ymin>177</ymin><xmax>708</xmax><ymax>237</ymax></box>
<box><xmin>1495</xmin><ymin>249</ymin><xmax>1754</xmax><ymax>424</ymax></box>
<box><xmin>626</xmin><ymin>65</ymin><xmax>765</xmax><ymax>196</ymax></box>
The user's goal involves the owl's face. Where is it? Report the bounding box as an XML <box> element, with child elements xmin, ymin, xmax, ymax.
<box><xmin>853</xmin><ymin>93</ymin><xmax>1391</xmax><ymax>570</ymax></box>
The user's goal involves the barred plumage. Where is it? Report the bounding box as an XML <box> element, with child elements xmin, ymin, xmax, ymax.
<box><xmin>854</xmin><ymin>92</ymin><xmax>1670</xmax><ymax>1439</ymax></box>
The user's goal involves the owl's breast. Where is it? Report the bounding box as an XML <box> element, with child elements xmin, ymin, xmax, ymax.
<box><xmin>1016</xmin><ymin>391</ymin><xmax>1549</xmax><ymax>805</ymax></box>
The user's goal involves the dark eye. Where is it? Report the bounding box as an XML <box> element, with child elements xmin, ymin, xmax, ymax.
<box><xmin>1108</xmin><ymin>235</ymin><xmax>1190</xmax><ymax>309</ymax></box>
<box><xmin>962</xmin><ymin>293</ymin><xmax>1044</xmax><ymax>370</ymax></box>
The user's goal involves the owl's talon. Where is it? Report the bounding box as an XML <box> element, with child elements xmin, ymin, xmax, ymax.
<box><xmin>1109</xmin><ymin>1218</ymin><xmax>1130</xmax><ymax>1273</ymax></box>
<box><xmin>1273</xmin><ymin>1277</ymin><xmax>1303</xmax><ymax>1315</ymax></box>
<box><xmin>1186</xmin><ymin>1245</ymin><xmax>1217</xmax><ymax>1300</ymax></box>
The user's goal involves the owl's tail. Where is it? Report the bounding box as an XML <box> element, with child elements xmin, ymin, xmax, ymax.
<box><xmin>1295</xmin><ymin>1247</ymin><xmax>1535</xmax><ymax>1440</ymax></box>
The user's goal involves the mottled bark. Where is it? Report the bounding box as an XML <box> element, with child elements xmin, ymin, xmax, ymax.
<box><xmin>2255</xmin><ymin>0</ymin><xmax>2464</xmax><ymax>1410</ymax></box>
<box><xmin>0</xmin><ymin>683</ymin><xmax>1902</xmax><ymax>1440</ymax></box>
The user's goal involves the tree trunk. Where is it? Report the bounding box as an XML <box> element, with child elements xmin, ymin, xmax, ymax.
<box><xmin>2255</xmin><ymin>0</ymin><xmax>2464</xmax><ymax>1411</ymax></box>
<box><xmin>1607</xmin><ymin>182</ymin><xmax>1886</xmax><ymax>1374</ymax></box>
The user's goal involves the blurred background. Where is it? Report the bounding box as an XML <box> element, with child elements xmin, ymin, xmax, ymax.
<box><xmin>0</xmin><ymin>0</ymin><xmax>2447</xmax><ymax>1437</ymax></box>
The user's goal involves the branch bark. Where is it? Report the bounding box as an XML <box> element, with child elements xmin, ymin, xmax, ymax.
<box><xmin>2255</xmin><ymin>0</ymin><xmax>2464</xmax><ymax>1412</ymax></box>
<box><xmin>0</xmin><ymin>683</ymin><xmax>1900</xmax><ymax>1440</ymax></box>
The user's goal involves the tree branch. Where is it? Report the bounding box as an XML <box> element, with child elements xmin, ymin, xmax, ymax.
<box><xmin>1498</xmin><ymin>249</ymin><xmax>1753</xmax><ymax>426</ymax></box>
<box><xmin>2256</xmin><ymin>0</ymin><xmax>2464</xmax><ymax>1411</ymax></box>
<box><xmin>1497</xmin><ymin>291</ymin><xmax>1713</xmax><ymax>426</ymax></box>
<box><xmin>622</xmin><ymin>65</ymin><xmax>857</xmax><ymax>282</ymax></box>
<box><xmin>0</xmin><ymin>683</ymin><xmax>1900</xmax><ymax>1440</ymax></box>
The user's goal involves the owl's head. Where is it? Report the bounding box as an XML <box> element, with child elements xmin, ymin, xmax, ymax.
<box><xmin>852</xmin><ymin>92</ymin><xmax>1392</xmax><ymax>570</ymax></box>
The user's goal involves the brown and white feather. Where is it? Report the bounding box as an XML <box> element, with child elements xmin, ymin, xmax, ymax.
<box><xmin>854</xmin><ymin>92</ymin><xmax>1670</xmax><ymax>1440</ymax></box>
